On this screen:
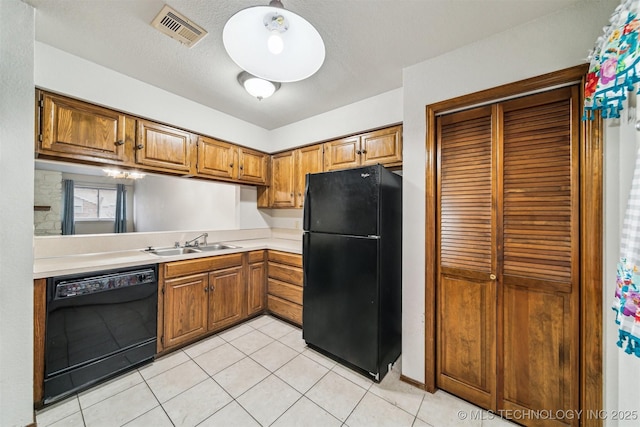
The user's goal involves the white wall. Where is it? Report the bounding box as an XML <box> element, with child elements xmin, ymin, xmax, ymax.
<box><xmin>35</xmin><ymin>42</ymin><xmax>271</xmax><ymax>152</ymax></box>
<box><xmin>134</xmin><ymin>174</ymin><xmax>238</xmax><ymax>232</ymax></box>
<box><xmin>237</xmin><ymin>186</ymin><xmax>270</xmax><ymax>229</ymax></box>
<box><xmin>0</xmin><ymin>1</ymin><xmax>35</xmax><ymax>425</ymax></box>
<box><xmin>269</xmin><ymin>88</ymin><xmax>403</xmax><ymax>152</ymax></box>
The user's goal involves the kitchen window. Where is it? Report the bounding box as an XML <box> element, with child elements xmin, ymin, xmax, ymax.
<box><xmin>73</xmin><ymin>185</ymin><xmax>117</xmax><ymax>221</ymax></box>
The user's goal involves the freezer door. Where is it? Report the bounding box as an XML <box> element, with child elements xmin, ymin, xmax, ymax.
<box><xmin>303</xmin><ymin>232</ymin><xmax>379</xmax><ymax>373</ymax></box>
<box><xmin>303</xmin><ymin>166</ymin><xmax>380</xmax><ymax>236</ymax></box>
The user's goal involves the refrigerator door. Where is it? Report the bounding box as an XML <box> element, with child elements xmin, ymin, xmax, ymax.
<box><xmin>303</xmin><ymin>165</ymin><xmax>380</xmax><ymax>236</ymax></box>
<box><xmin>303</xmin><ymin>232</ymin><xmax>379</xmax><ymax>374</ymax></box>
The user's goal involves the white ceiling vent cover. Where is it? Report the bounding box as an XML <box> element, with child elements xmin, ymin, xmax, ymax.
<box><xmin>151</xmin><ymin>5</ymin><xmax>208</xmax><ymax>48</ymax></box>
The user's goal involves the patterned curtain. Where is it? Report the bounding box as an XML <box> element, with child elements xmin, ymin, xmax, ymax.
<box><xmin>614</xmin><ymin>148</ymin><xmax>640</xmax><ymax>357</ymax></box>
<box><xmin>61</xmin><ymin>179</ymin><xmax>75</xmax><ymax>235</ymax></box>
<box><xmin>114</xmin><ymin>183</ymin><xmax>127</xmax><ymax>233</ymax></box>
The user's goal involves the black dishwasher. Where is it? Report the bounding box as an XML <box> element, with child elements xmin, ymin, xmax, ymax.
<box><xmin>44</xmin><ymin>264</ymin><xmax>158</xmax><ymax>404</ymax></box>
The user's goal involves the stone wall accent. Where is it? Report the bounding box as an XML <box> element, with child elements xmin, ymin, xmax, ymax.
<box><xmin>34</xmin><ymin>169</ymin><xmax>62</xmax><ymax>236</ymax></box>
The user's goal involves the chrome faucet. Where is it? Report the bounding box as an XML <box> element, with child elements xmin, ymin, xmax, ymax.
<box><xmin>184</xmin><ymin>233</ymin><xmax>208</xmax><ymax>247</ymax></box>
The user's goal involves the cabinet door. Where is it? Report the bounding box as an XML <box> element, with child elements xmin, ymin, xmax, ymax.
<box><xmin>238</xmin><ymin>148</ymin><xmax>268</xmax><ymax>184</ymax></box>
<box><xmin>208</xmin><ymin>266</ymin><xmax>245</xmax><ymax>331</ymax></box>
<box><xmin>39</xmin><ymin>92</ymin><xmax>127</xmax><ymax>163</ymax></box>
<box><xmin>360</xmin><ymin>125</ymin><xmax>402</xmax><ymax>167</ymax></box>
<box><xmin>271</xmin><ymin>151</ymin><xmax>296</xmax><ymax>208</ymax></box>
<box><xmin>295</xmin><ymin>144</ymin><xmax>324</xmax><ymax>208</ymax></box>
<box><xmin>323</xmin><ymin>136</ymin><xmax>361</xmax><ymax>171</ymax></box>
<box><xmin>197</xmin><ymin>136</ymin><xmax>237</xmax><ymax>180</ymax></box>
<box><xmin>163</xmin><ymin>273</ymin><xmax>209</xmax><ymax>349</ymax></box>
<box><xmin>247</xmin><ymin>256</ymin><xmax>266</xmax><ymax>316</ymax></box>
<box><xmin>135</xmin><ymin>119</ymin><xmax>194</xmax><ymax>173</ymax></box>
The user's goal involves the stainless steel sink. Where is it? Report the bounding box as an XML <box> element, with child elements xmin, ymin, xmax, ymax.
<box><xmin>146</xmin><ymin>243</ymin><xmax>240</xmax><ymax>256</ymax></box>
<box><xmin>148</xmin><ymin>247</ymin><xmax>202</xmax><ymax>256</ymax></box>
<box><xmin>197</xmin><ymin>243</ymin><xmax>240</xmax><ymax>252</ymax></box>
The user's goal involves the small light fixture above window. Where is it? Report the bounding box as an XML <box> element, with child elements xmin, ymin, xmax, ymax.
<box><xmin>237</xmin><ymin>71</ymin><xmax>281</xmax><ymax>100</ymax></box>
<box><xmin>103</xmin><ymin>168</ymin><xmax>146</xmax><ymax>179</ymax></box>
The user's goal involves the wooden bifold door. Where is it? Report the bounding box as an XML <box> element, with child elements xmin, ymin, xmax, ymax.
<box><xmin>436</xmin><ymin>86</ymin><xmax>579</xmax><ymax>427</ymax></box>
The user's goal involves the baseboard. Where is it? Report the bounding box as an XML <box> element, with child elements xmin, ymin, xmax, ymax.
<box><xmin>400</xmin><ymin>374</ymin><xmax>427</xmax><ymax>391</ymax></box>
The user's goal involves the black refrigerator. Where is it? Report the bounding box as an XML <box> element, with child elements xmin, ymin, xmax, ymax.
<box><xmin>302</xmin><ymin>164</ymin><xmax>402</xmax><ymax>382</ymax></box>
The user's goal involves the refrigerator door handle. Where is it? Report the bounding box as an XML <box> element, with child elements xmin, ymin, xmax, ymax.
<box><xmin>303</xmin><ymin>174</ymin><xmax>311</xmax><ymax>230</ymax></box>
<box><xmin>303</xmin><ymin>232</ymin><xmax>310</xmax><ymax>288</ymax></box>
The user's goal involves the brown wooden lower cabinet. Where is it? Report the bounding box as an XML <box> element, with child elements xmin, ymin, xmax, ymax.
<box><xmin>34</xmin><ymin>279</ymin><xmax>47</xmax><ymax>408</ymax></box>
<box><xmin>266</xmin><ymin>250</ymin><xmax>303</xmax><ymax>326</ymax></box>
<box><xmin>208</xmin><ymin>266</ymin><xmax>244</xmax><ymax>331</ymax></box>
<box><xmin>160</xmin><ymin>251</ymin><xmax>265</xmax><ymax>352</ymax></box>
<box><xmin>163</xmin><ymin>273</ymin><xmax>209</xmax><ymax>349</ymax></box>
<box><xmin>247</xmin><ymin>251</ymin><xmax>267</xmax><ymax>316</ymax></box>
<box><xmin>267</xmin><ymin>295</ymin><xmax>302</xmax><ymax>325</ymax></box>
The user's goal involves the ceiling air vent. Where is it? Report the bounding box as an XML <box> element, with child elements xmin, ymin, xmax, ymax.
<box><xmin>151</xmin><ymin>5</ymin><xmax>208</xmax><ymax>48</ymax></box>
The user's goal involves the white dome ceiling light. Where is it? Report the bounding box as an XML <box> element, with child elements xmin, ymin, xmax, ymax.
<box><xmin>223</xmin><ymin>0</ymin><xmax>325</xmax><ymax>83</ymax></box>
<box><xmin>237</xmin><ymin>71</ymin><xmax>281</xmax><ymax>100</ymax></box>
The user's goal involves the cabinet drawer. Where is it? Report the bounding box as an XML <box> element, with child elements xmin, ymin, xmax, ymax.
<box><xmin>268</xmin><ymin>262</ymin><xmax>303</xmax><ymax>286</ymax></box>
<box><xmin>268</xmin><ymin>278</ymin><xmax>302</xmax><ymax>305</ymax></box>
<box><xmin>267</xmin><ymin>295</ymin><xmax>302</xmax><ymax>326</ymax></box>
<box><xmin>268</xmin><ymin>251</ymin><xmax>302</xmax><ymax>267</ymax></box>
<box><xmin>247</xmin><ymin>250</ymin><xmax>265</xmax><ymax>264</ymax></box>
<box><xmin>164</xmin><ymin>253</ymin><xmax>243</xmax><ymax>278</ymax></box>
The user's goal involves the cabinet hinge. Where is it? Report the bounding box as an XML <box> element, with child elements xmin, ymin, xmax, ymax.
<box><xmin>38</xmin><ymin>134</ymin><xmax>43</xmax><ymax>142</ymax></box>
<box><xmin>38</xmin><ymin>99</ymin><xmax>44</xmax><ymax>108</ymax></box>
<box><xmin>162</xmin><ymin>285</ymin><xmax>165</xmax><ymax>294</ymax></box>
<box><xmin>160</xmin><ymin>335</ymin><xmax>164</xmax><ymax>346</ymax></box>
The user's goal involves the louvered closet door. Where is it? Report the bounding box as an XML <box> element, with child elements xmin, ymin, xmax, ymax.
<box><xmin>436</xmin><ymin>87</ymin><xmax>579</xmax><ymax>427</ymax></box>
<box><xmin>436</xmin><ymin>106</ymin><xmax>497</xmax><ymax>409</ymax></box>
<box><xmin>499</xmin><ymin>87</ymin><xmax>579</xmax><ymax>427</ymax></box>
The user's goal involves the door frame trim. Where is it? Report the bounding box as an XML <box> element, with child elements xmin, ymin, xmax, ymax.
<box><xmin>424</xmin><ymin>64</ymin><xmax>603</xmax><ymax>425</ymax></box>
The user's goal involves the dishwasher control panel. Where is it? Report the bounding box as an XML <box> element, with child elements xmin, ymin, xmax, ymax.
<box><xmin>54</xmin><ymin>268</ymin><xmax>156</xmax><ymax>298</ymax></box>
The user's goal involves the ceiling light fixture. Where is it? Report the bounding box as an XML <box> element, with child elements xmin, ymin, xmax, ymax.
<box><xmin>223</xmin><ymin>0</ymin><xmax>325</xmax><ymax>83</ymax></box>
<box><xmin>237</xmin><ymin>71</ymin><xmax>281</xmax><ymax>100</ymax></box>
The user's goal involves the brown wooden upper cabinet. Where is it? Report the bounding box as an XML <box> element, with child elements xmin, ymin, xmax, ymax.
<box><xmin>238</xmin><ymin>147</ymin><xmax>269</xmax><ymax>185</ymax></box>
<box><xmin>324</xmin><ymin>125</ymin><xmax>402</xmax><ymax>171</ymax></box>
<box><xmin>269</xmin><ymin>151</ymin><xmax>296</xmax><ymax>208</ymax></box>
<box><xmin>197</xmin><ymin>136</ymin><xmax>268</xmax><ymax>185</ymax></box>
<box><xmin>135</xmin><ymin>119</ymin><xmax>195</xmax><ymax>174</ymax></box>
<box><xmin>263</xmin><ymin>144</ymin><xmax>324</xmax><ymax>208</ymax></box>
<box><xmin>295</xmin><ymin>144</ymin><xmax>324</xmax><ymax>207</ymax></box>
<box><xmin>37</xmin><ymin>91</ymin><xmax>131</xmax><ymax>164</ymax></box>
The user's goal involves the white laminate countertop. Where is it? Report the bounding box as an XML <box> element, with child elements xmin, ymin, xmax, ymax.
<box><xmin>33</xmin><ymin>238</ymin><xmax>301</xmax><ymax>279</ymax></box>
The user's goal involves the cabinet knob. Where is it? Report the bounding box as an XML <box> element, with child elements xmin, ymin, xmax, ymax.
<box><xmin>229</xmin><ymin>163</ymin><xmax>234</xmax><ymax>167</ymax></box>
<box><xmin>114</xmin><ymin>139</ymin><xmax>124</xmax><ymax>146</ymax></box>
<box><xmin>204</xmin><ymin>286</ymin><xmax>209</xmax><ymax>292</ymax></box>
<box><xmin>136</xmin><ymin>144</ymin><xmax>144</xmax><ymax>150</ymax></box>
<box><xmin>490</xmin><ymin>274</ymin><xmax>496</xmax><ymax>280</ymax></box>
<box><xmin>239</xmin><ymin>165</ymin><xmax>244</xmax><ymax>170</ymax></box>
<box><xmin>356</xmin><ymin>150</ymin><xmax>362</xmax><ymax>155</ymax></box>
<box><xmin>290</xmin><ymin>193</ymin><xmax>294</xmax><ymax>197</ymax></box>
<box><xmin>209</xmin><ymin>285</ymin><xmax>214</xmax><ymax>292</ymax></box>
<box><xmin>361</xmin><ymin>149</ymin><xmax>367</xmax><ymax>154</ymax></box>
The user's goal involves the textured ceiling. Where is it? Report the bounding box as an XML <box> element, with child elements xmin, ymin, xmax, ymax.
<box><xmin>24</xmin><ymin>0</ymin><xmax>582</xmax><ymax>130</ymax></box>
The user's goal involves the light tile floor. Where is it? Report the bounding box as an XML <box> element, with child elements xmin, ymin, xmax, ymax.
<box><xmin>36</xmin><ymin>315</ymin><xmax>518</xmax><ymax>427</ymax></box>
